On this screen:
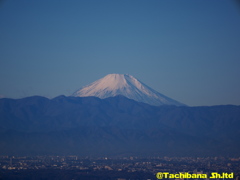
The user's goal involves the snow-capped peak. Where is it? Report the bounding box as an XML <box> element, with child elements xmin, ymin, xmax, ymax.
<box><xmin>72</xmin><ymin>74</ymin><xmax>185</xmax><ymax>106</ymax></box>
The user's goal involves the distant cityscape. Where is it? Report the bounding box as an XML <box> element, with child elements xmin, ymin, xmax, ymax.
<box><xmin>0</xmin><ymin>156</ymin><xmax>239</xmax><ymax>180</ymax></box>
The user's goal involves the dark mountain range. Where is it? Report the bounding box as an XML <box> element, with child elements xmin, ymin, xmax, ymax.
<box><xmin>0</xmin><ymin>95</ymin><xmax>240</xmax><ymax>157</ymax></box>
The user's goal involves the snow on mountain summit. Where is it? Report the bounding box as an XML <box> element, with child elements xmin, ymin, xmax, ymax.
<box><xmin>72</xmin><ymin>74</ymin><xmax>185</xmax><ymax>106</ymax></box>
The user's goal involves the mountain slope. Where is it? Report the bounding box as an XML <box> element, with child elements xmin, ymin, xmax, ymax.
<box><xmin>72</xmin><ymin>74</ymin><xmax>185</xmax><ymax>106</ymax></box>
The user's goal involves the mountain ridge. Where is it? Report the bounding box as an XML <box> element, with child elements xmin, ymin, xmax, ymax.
<box><xmin>0</xmin><ymin>95</ymin><xmax>240</xmax><ymax>156</ymax></box>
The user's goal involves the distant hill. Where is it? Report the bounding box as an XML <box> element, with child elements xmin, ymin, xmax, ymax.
<box><xmin>0</xmin><ymin>95</ymin><xmax>239</xmax><ymax>156</ymax></box>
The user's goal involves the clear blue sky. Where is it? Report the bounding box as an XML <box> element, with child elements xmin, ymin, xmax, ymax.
<box><xmin>1</xmin><ymin>0</ymin><xmax>240</xmax><ymax>106</ymax></box>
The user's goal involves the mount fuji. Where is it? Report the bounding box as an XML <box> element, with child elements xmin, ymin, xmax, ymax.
<box><xmin>72</xmin><ymin>74</ymin><xmax>185</xmax><ymax>106</ymax></box>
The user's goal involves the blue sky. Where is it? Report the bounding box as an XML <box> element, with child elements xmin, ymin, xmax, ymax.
<box><xmin>1</xmin><ymin>0</ymin><xmax>240</xmax><ymax>106</ymax></box>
